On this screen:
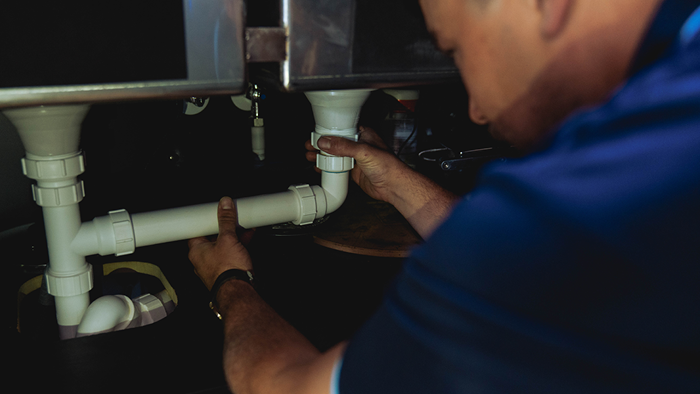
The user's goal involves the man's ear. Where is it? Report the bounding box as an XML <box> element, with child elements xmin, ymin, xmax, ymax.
<box><xmin>538</xmin><ymin>0</ymin><xmax>574</xmax><ymax>39</ymax></box>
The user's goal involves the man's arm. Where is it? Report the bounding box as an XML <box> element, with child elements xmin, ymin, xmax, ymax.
<box><xmin>217</xmin><ymin>280</ymin><xmax>345</xmax><ymax>394</ymax></box>
<box><xmin>189</xmin><ymin>197</ymin><xmax>343</xmax><ymax>394</ymax></box>
<box><xmin>310</xmin><ymin>129</ymin><xmax>458</xmax><ymax>239</ymax></box>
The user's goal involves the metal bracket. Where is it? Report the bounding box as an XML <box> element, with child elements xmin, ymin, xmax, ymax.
<box><xmin>419</xmin><ymin>147</ymin><xmax>517</xmax><ymax>172</ymax></box>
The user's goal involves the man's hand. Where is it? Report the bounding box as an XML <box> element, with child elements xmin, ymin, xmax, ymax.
<box><xmin>305</xmin><ymin>126</ymin><xmax>406</xmax><ymax>205</ymax></box>
<box><xmin>188</xmin><ymin>199</ymin><xmax>345</xmax><ymax>394</ymax></box>
<box><xmin>305</xmin><ymin>126</ymin><xmax>459</xmax><ymax>239</ymax></box>
<box><xmin>188</xmin><ymin>196</ymin><xmax>253</xmax><ymax>290</ymax></box>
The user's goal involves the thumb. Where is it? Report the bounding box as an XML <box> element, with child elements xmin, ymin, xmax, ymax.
<box><xmin>217</xmin><ymin>196</ymin><xmax>239</xmax><ymax>241</ymax></box>
<box><xmin>317</xmin><ymin>136</ymin><xmax>362</xmax><ymax>158</ymax></box>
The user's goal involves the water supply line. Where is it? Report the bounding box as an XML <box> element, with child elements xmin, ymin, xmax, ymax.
<box><xmin>5</xmin><ymin>89</ymin><xmax>372</xmax><ymax>339</ymax></box>
<box><xmin>250</xmin><ymin>84</ymin><xmax>265</xmax><ymax>161</ymax></box>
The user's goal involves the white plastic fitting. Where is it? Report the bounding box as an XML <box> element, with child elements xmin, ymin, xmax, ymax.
<box><xmin>306</xmin><ymin>90</ymin><xmax>372</xmax><ymax>173</ymax></box>
<box><xmin>77</xmin><ymin>295</ymin><xmax>136</xmax><ymax>337</ymax></box>
<box><xmin>71</xmin><ymin>175</ymin><xmax>346</xmax><ymax>254</ymax></box>
<box><xmin>4</xmin><ymin>105</ymin><xmax>94</xmax><ymax>339</ymax></box>
<box><xmin>321</xmin><ymin>172</ymin><xmax>349</xmax><ymax>214</ymax></box>
<box><xmin>252</xmin><ymin>120</ymin><xmax>265</xmax><ymax>161</ymax></box>
<box><xmin>21</xmin><ymin>153</ymin><xmax>86</xmax><ymax>180</ymax></box>
<box><xmin>76</xmin><ymin>292</ymin><xmax>170</xmax><ymax>337</ymax></box>
<box><xmin>236</xmin><ymin>185</ymin><xmax>327</xmax><ymax>228</ymax></box>
<box><xmin>73</xmin><ymin>203</ymin><xmax>219</xmax><ymax>256</ymax></box>
<box><xmin>4</xmin><ymin>105</ymin><xmax>90</xmax><ymax>157</ymax></box>
<box><xmin>133</xmin><ymin>294</ymin><xmax>167</xmax><ymax>326</ymax></box>
<box><xmin>305</xmin><ymin>90</ymin><xmax>372</xmax><ymax>132</ymax></box>
<box><xmin>72</xmin><ymin>209</ymin><xmax>135</xmax><ymax>256</ymax></box>
<box><xmin>131</xmin><ymin>203</ymin><xmax>219</xmax><ymax>248</ymax></box>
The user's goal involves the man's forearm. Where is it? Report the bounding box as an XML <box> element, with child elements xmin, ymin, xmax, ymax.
<box><xmin>217</xmin><ymin>280</ymin><xmax>343</xmax><ymax>394</ymax></box>
<box><xmin>389</xmin><ymin>165</ymin><xmax>459</xmax><ymax>239</ymax></box>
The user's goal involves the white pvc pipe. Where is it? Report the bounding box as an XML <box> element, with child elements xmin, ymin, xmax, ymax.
<box><xmin>72</xmin><ymin>187</ymin><xmax>321</xmax><ymax>255</ymax></box>
<box><xmin>305</xmin><ymin>90</ymin><xmax>373</xmax><ymax>131</ymax></box>
<box><xmin>42</xmin><ymin>203</ymin><xmax>87</xmax><ymax>273</ymax></box>
<box><xmin>40</xmin><ymin>180</ymin><xmax>93</xmax><ymax>338</ymax></box>
<box><xmin>5</xmin><ymin>105</ymin><xmax>95</xmax><ymax>340</ymax></box>
<box><xmin>131</xmin><ymin>202</ymin><xmax>219</xmax><ymax>248</ymax></box>
<box><xmin>55</xmin><ymin>294</ymin><xmax>91</xmax><ymax>340</ymax></box>
<box><xmin>236</xmin><ymin>190</ymin><xmax>300</xmax><ymax>229</ymax></box>
<box><xmin>71</xmin><ymin>221</ymin><xmax>100</xmax><ymax>257</ymax></box>
<box><xmin>321</xmin><ymin>171</ymin><xmax>349</xmax><ymax>214</ymax></box>
<box><xmin>5</xmin><ymin>105</ymin><xmax>89</xmax><ymax>157</ymax></box>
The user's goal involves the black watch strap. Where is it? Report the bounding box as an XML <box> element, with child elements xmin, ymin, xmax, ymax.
<box><xmin>208</xmin><ymin>269</ymin><xmax>255</xmax><ymax>319</ymax></box>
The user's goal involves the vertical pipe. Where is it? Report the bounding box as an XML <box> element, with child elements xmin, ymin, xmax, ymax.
<box><xmin>39</xmin><ymin>180</ymin><xmax>92</xmax><ymax>340</ymax></box>
<box><xmin>42</xmin><ymin>204</ymin><xmax>87</xmax><ymax>273</ymax></box>
<box><xmin>55</xmin><ymin>294</ymin><xmax>91</xmax><ymax>340</ymax></box>
<box><xmin>4</xmin><ymin>104</ymin><xmax>92</xmax><ymax>340</ymax></box>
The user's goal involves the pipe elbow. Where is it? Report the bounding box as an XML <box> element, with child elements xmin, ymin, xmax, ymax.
<box><xmin>77</xmin><ymin>295</ymin><xmax>136</xmax><ymax>337</ymax></box>
<box><xmin>321</xmin><ymin>171</ymin><xmax>349</xmax><ymax>215</ymax></box>
<box><xmin>283</xmin><ymin>172</ymin><xmax>348</xmax><ymax>227</ymax></box>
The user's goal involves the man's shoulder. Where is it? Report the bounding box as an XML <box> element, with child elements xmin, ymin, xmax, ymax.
<box><xmin>600</xmin><ymin>38</ymin><xmax>700</xmax><ymax>123</ymax></box>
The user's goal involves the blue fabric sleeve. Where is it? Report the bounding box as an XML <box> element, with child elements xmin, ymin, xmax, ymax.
<box><xmin>329</xmin><ymin>355</ymin><xmax>343</xmax><ymax>394</ymax></box>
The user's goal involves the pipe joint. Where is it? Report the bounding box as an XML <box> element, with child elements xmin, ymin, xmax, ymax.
<box><xmin>21</xmin><ymin>152</ymin><xmax>86</xmax><ymax>181</ymax></box>
<box><xmin>316</xmin><ymin>154</ymin><xmax>354</xmax><ymax>173</ymax></box>
<box><xmin>76</xmin><ymin>292</ymin><xmax>171</xmax><ymax>337</ymax></box>
<box><xmin>107</xmin><ymin>209</ymin><xmax>136</xmax><ymax>256</ymax></box>
<box><xmin>74</xmin><ymin>209</ymin><xmax>136</xmax><ymax>257</ymax></box>
<box><xmin>288</xmin><ymin>184</ymin><xmax>320</xmax><ymax>225</ymax></box>
<box><xmin>45</xmin><ymin>264</ymin><xmax>93</xmax><ymax>297</ymax></box>
<box><xmin>31</xmin><ymin>181</ymin><xmax>85</xmax><ymax>207</ymax></box>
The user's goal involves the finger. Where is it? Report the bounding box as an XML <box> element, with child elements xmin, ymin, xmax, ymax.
<box><xmin>317</xmin><ymin>136</ymin><xmax>363</xmax><ymax>158</ymax></box>
<box><xmin>217</xmin><ymin>196</ymin><xmax>239</xmax><ymax>241</ymax></box>
<box><xmin>305</xmin><ymin>150</ymin><xmax>318</xmax><ymax>162</ymax></box>
<box><xmin>304</xmin><ymin>139</ymin><xmax>317</xmax><ymax>151</ymax></box>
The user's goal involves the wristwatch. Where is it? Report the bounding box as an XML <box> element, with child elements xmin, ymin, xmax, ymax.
<box><xmin>208</xmin><ymin>269</ymin><xmax>255</xmax><ymax>319</ymax></box>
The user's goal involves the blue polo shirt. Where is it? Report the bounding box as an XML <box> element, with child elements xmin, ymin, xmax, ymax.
<box><xmin>337</xmin><ymin>1</ymin><xmax>700</xmax><ymax>392</ymax></box>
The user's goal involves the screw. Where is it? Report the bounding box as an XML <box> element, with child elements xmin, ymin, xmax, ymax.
<box><xmin>188</xmin><ymin>97</ymin><xmax>206</xmax><ymax>107</ymax></box>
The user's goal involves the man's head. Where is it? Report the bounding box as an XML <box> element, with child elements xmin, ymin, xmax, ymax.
<box><xmin>419</xmin><ymin>0</ymin><xmax>663</xmax><ymax>149</ymax></box>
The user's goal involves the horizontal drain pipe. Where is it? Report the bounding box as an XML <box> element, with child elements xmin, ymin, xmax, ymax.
<box><xmin>71</xmin><ymin>171</ymin><xmax>349</xmax><ymax>257</ymax></box>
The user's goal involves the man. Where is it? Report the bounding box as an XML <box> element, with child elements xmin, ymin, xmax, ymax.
<box><xmin>188</xmin><ymin>0</ymin><xmax>700</xmax><ymax>392</ymax></box>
